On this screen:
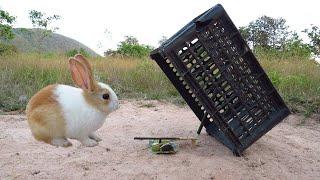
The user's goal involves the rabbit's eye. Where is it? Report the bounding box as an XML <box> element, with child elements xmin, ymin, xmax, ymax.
<box><xmin>102</xmin><ymin>93</ymin><xmax>110</xmax><ymax>100</ymax></box>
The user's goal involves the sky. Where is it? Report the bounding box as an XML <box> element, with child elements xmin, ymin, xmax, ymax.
<box><xmin>1</xmin><ymin>0</ymin><xmax>320</xmax><ymax>55</ymax></box>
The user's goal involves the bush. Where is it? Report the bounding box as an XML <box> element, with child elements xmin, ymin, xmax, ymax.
<box><xmin>116</xmin><ymin>42</ymin><xmax>153</xmax><ymax>58</ymax></box>
<box><xmin>284</xmin><ymin>43</ymin><xmax>312</xmax><ymax>59</ymax></box>
<box><xmin>255</xmin><ymin>45</ymin><xmax>311</xmax><ymax>60</ymax></box>
<box><xmin>0</xmin><ymin>43</ymin><xmax>17</xmax><ymax>55</ymax></box>
<box><xmin>65</xmin><ymin>48</ymin><xmax>90</xmax><ymax>57</ymax></box>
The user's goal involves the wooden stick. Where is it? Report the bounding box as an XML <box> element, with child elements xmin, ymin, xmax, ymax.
<box><xmin>134</xmin><ymin>137</ymin><xmax>197</xmax><ymax>141</ymax></box>
<box><xmin>197</xmin><ymin>112</ymin><xmax>207</xmax><ymax>135</ymax></box>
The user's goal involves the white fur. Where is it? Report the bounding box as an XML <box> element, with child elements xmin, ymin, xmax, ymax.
<box><xmin>54</xmin><ymin>84</ymin><xmax>109</xmax><ymax>140</ymax></box>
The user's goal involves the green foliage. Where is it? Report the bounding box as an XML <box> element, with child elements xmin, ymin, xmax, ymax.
<box><xmin>65</xmin><ymin>49</ymin><xmax>78</xmax><ymax>57</ymax></box>
<box><xmin>117</xmin><ymin>42</ymin><xmax>153</xmax><ymax>58</ymax></box>
<box><xmin>239</xmin><ymin>15</ymin><xmax>313</xmax><ymax>59</ymax></box>
<box><xmin>0</xmin><ymin>24</ymin><xmax>15</xmax><ymax>40</ymax></box>
<box><xmin>0</xmin><ymin>9</ymin><xmax>16</xmax><ymax>40</ymax></box>
<box><xmin>0</xmin><ymin>43</ymin><xmax>17</xmax><ymax>55</ymax></box>
<box><xmin>116</xmin><ymin>35</ymin><xmax>153</xmax><ymax>58</ymax></box>
<box><xmin>29</xmin><ymin>10</ymin><xmax>61</xmax><ymax>32</ymax></box>
<box><xmin>65</xmin><ymin>48</ymin><xmax>90</xmax><ymax>57</ymax></box>
<box><xmin>240</xmin><ymin>16</ymin><xmax>289</xmax><ymax>50</ymax></box>
<box><xmin>239</xmin><ymin>26</ymin><xmax>250</xmax><ymax>41</ymax></box>
<box><xmin>122</xmin><ymin>35</ymin><xmax>138</xmax><ymax>45</ymax></box>
<box><xmin>255</xmin><ymin>42</ymin><xmax>311</xmax><ymax>60</ymax></box>
<box><xmin>303</xmin><ymin>25</ymin><xmax>320</xmax><ymax>56</ymax></box>
<box><xmin>0</xmin><ymin>10</ymin><xmax>16</xmax><ymax>24</ymax></box>
<box><xmin>284</xmin><ymin>32</ymin><xmax>312</xmax><ymax>59</ymax></box>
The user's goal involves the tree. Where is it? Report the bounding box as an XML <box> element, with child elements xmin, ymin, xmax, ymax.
<box><xmin>268</xmin><ymin>17</ymin><xmax>289</xmax><ymax>49</ymax></box>
<box><xmin>122</xmin><ymin>35</ymin><xmax>139</xmax><ymax>45</ymax></box>
<box><xmin>284</xmin><ymin>31</ymin><xmax>311</xmax><ymax>58</ymax></box>
<box><xmin>28</xmin><ymin>10</ymin><xmax>61</xmax><ymax>52</ymax></box>
<box><xmin>303</xmin><ymin>25</ymin><xmax>320</xmax><ymax>56</ymax></box>
<box><xmin>158</xmin><ymin>36</ymin><xmax>168</xmax><ymax>46</ymax></box>
<box><xmin>240</xmin><ymin>16</ymin><xmax>289</xmax><ymax>50</ymax></box>
<box><xmin>249</xmin><ymin>20</ymin><xmax>269</xmax><ymax>48</ymax></box>
<box><xmin>116</xmin><ymin>36</ymin><xmax>153</xmax><ymax>58</ymax></box>
<box><xmin>0</xmin><ymin>9</ymin><xmax>16</xmax><ymax>40</ymax></box>
<box><xmin>239</xmin><ymin>26</ymin><xmax>250</xmax><ymax>42</ymax></box>
<box><xmin>29</xmin><ymin>10</ymin><xmax>61</xmax><ymax>32</ymax></box>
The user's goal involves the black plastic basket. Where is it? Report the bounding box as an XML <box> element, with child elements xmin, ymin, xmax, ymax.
<box><xmin>150</xmin><ymin>4</ymin><xmax>290</xmax><ymax>156</ymax></box>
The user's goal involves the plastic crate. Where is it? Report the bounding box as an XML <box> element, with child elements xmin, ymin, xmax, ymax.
<box><xmin>150</xmin><ymin>4</ymin><xmax>290</xmax><ymax>156</ymax></box>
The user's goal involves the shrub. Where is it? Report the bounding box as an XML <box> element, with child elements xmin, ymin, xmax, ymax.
<box><xmin>255</xmin><ymin>45</ymin><xmax>311</xmax><ymax>60</ymax></box>
<box><xmin>0</xmin><ymin>43</ymin><xmax>17</xmax><ymax>55</ymax></box>
<box><xmin>65</xmin><ymin>48</ymin><xmax>90</xmax><ymax>57</ymax></box>
<box><xmin>116</xmin><ymin>42</ymin><xmax>153</xmax><ymax>58</ymax></box>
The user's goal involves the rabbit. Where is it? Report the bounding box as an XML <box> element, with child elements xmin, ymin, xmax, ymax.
<box><xmin>26</xmin><ymin>54</ymin><xmax>119</xmax><ymax>147</ymax></box>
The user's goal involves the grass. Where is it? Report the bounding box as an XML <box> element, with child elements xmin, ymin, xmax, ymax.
<box><xmin>0</xmin><ymin>53</ymin><xmax>181</xmax><ymax>112</ymax></box>
<box><xmin>0</xmin><ymin>53</ymin><xmax>319</xmax><ymax>116</ymax></box>
<box><xmin>259</xmin><ymin>57</ymin><xmax>320</xmax><ymax>116</ymax></box>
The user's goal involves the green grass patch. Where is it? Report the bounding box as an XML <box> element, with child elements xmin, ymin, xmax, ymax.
<box><xmin>0</xmin><ymin>53</ymin><xmax>181</xmax><ymax>111</ymax></box>
<box><xmin>0</xmin><ymin>53</ymin><xmax>319</xmax><ymax>116</ymax></box>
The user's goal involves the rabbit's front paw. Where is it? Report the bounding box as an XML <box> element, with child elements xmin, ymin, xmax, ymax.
<box><xmin>80</xmin><ymin>137</ymin><xmax>98</xmax><ymax>147</ymax></box>
<box><xmin>89</xmin><ymin>133</ymin><xmax>102</xmax><ymax>142</ymax></box>
<box><xmin>51</xmin><ymin>138</ymin><xmax>72</xmax><ymax>147</ymax></box>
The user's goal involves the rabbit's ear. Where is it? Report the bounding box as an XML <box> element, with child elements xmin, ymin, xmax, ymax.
<box><xmin>68</xmin><ymin>58</ymin><xmax>93</xmax><ymax>91</ymax></box>
<box><xmin>74</xmin><ymin>54</ymin><xmax>93</xmax><ymax>74</ymax></box>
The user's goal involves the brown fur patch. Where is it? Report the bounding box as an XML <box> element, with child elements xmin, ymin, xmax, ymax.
<box><xmin>83</xmin><ymin>84</ymin><xmax>111</xmax><ymax>114</ymax></box>
<box><xmin>26</xmin><ymin>85</ymin><xmax>67</xmax><ymax>144</ymax></box>
<box><xmin>26</xmin><ymin>85</ymin><xmax>57</xmax><ymax>112</ymax></box>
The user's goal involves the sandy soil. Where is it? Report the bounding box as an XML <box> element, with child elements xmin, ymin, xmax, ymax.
<box><xmin>0</xmin><ymin>100</ymin><xmax>319</xmax><ymax>180</ymax></box>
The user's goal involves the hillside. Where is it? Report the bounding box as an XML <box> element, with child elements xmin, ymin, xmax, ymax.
<box><xmin>1</xmin><ymin>28</ymin><xmax>99</xmax><ymax>56</ymax></box>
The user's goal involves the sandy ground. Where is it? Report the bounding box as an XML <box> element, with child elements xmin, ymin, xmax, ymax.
<box><xmin>0</xmin><ymin>100</ymin><xmax>319</xmax><ymax>180</ymax></box>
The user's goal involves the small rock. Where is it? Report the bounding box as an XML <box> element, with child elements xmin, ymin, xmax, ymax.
<box><xmin>106</xmin><ymin>148</ymin><xmax>111</xmax><ymax>152</ymax></box>
<box><xmin>83</xmin><ymin>166</ymin><xmax>89</xmax><ymax>171</ymax></box>
<box><xmin>15</xmin><ymin>152</ymin><xmax>20</xmax><ymax>156</ymax></box>
<box><xmin>31</xmin><ymin>170</ymin><xmax>40</xmax><ymax>175</ymax></box>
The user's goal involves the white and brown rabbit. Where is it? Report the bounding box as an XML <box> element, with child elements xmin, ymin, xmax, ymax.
<box><xmin>26</xmin><ymin>54</ymin><xmax>119</xmax><ymax>147</ymax></box>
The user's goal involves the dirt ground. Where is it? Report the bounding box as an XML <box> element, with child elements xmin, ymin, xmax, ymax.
<box><xmin>0</xmin><ymin>100</ymin><xmax>319</xmax><ymax>180</ymax></box>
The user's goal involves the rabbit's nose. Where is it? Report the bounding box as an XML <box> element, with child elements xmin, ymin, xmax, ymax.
<box><xmin>114</xmin><ymin>101</ymin><xmax>120</xmax><ymax>110</ymax></box>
